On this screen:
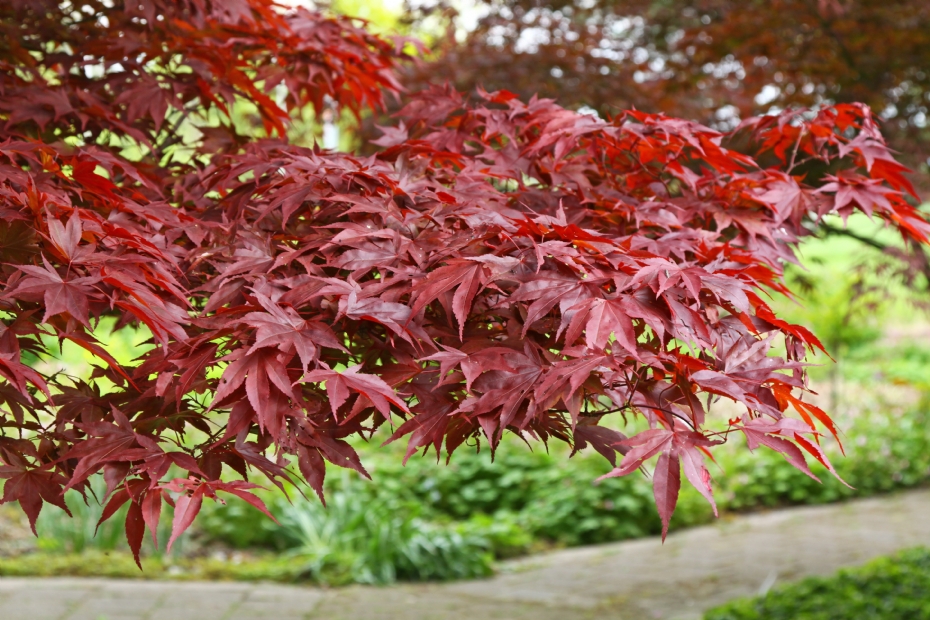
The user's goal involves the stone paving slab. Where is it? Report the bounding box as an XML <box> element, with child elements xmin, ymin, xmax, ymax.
<box><xmin>2</xmin><ymin>489</ymin><xmax>930</xmax><ymax>620</ymax></box>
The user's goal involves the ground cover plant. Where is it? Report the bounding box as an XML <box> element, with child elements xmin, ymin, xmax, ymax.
<box><xmin>2</xmin><ymin>0</ymin><xmax>930</xmax><ymax>572</ymax></box>
<box><xmin>704</xmin><ymin>547</ymin><xmax>930</xmax><ymax>620</ymax></box>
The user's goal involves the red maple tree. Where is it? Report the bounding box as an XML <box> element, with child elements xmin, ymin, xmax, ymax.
<box><xmin>1</xmin><ymin>0</ymin><xmax>927</xmax><ymax>563</ymax></box>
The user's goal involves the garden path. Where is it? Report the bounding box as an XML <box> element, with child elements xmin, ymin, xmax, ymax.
<box><xmin>2</xmin><ymin>488</ymin><xmax>930</xmax><ymax>620</ymax></box>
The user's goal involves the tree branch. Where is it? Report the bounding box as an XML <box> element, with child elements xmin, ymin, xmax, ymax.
<box><xmin>818</xmin><ymin>221</ymin><xmax>888</xmax><ymax>251</ymax></box>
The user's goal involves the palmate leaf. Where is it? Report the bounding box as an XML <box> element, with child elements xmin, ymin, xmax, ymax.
<box><xmin>0</xmin><ymin>0</ymin><xmax>924</xmax><ymax>562</ymax></box>
<box><xmin>0</xmin><ymin>466</ymin><xmax>70</xmax><ymax>535</ymax></box>
<box><xmin>167</xmin><ymin>485</ymin><xmax>204</xmax><ymax>553</ymax></box>
<box><xmin>410</xmin><ymin>260</ymin><xmax>485</xmax><ymax>339</ymax></box>
<box><xmin>11</xmin><ymin>256</ymin><xmax>98</xmax><ymax>328</ymax></box>
<box><xmin>302</xmin><ymin>364</ymin><xmax>410</xmax><ymax>420</ymax></box>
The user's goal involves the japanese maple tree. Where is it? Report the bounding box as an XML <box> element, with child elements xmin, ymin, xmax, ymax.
<box><xmin>1</xmin><ymin>0</ymin><xmax>928</xmax><ymax>564</ymax></box>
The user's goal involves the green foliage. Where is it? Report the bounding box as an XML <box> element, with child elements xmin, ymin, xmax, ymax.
<box><xmin>34</xmin><ymin>480</ymin><xmax>182</xmax><ymax>557</ymax></box>
<box><xmin>12</xmin><ymin>395</ymin><xmax>930</xmax><ymax>585</ymax></box>
<box><xmin>705</xmin><ymin>547</ymin><xmax>930</xmax><ymax>620</ymax></box>
<box><xmin>781</xmin><ymin>265</ymin><xmax>883</xmax><ymax>357</ymax></box>
<box><xmin>35</xmin><ymin>486</ymin><xmax>125</xmax><ymax>554</ymax></box>
<box><xmin>273</xmin><ymin>480</ymin><xmax>493</xmax><ymax>584</ymax></box>
<box><xmin>360</xmin><ymin>394</ymin><xmax>930</xmax><ymax>547</ymax></box>
<box><xmin>196</xmin><ymin>492</ymin><xmax>281</xmax><ymax>551</ymax></box>
<box><xmin>715</xmin><ymin>402</ymin><xmax>930</xmax><ymax>510</ymax></box>
<box><xmin>198</xmin><ymin>475</ymin><xmax>493</xmax><ymax>584</ymax></box>
<box><xmin>0</xmin><ymin>551</ymin><xmax>157</xmax><ymax>579</ymax></box>
<box><xmin>361</xmin><ymin>443</ymin><xmax>714</xmax><ymax>547</ymax></box>
<box><xmin>20</xmin><ymin>380</ymin><xmax>930</xmax><ymax>586</ymax></box>
<box><xmin>457</xmin><ymin>513</ymin><xmax>533</xmax><ymax>560</ymax></box>
<box><xmin>768</xmin><ymin>215</ymin><xmax>919</xmax><ymax>350</ymax></box>
<box><xmin>843</xmin><ymin>340</ymin><xmax>930</xmax><ymax>387</ymax></box>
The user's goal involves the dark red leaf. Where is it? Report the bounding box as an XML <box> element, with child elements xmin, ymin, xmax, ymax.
<box><xmin>142</xmin><ymin>489</ymin><xmax>163</xmax><ymax>549</ymax></box>
<box><xmin>125</xmin><ymin>500</ymin><xmax>145</xmax><ymax>569</ymax></box>
<box><xmin>572</xmin><ymin>422</ymin><xmax>629</xmax><ymax>467</ymax></box>
<box><xmin>167</xmin><ymin>486</ymin><xmax>204</xmax><ymax>552</ymax></box>
<box><xmin>653</xmin><ymin>452</ymin><xmax>680</xmax><ymax>541</ymax></box>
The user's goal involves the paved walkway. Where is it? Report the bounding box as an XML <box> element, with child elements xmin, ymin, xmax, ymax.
<box><xmin>3</xmin><ymin>488</ymin><xmax>930</xmax><ymax>620</ymax></box>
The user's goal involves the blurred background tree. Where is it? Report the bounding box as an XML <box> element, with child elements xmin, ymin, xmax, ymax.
<box><xmin>401</xmin><ymin>0</ymin><xmax>930</xmax><ymax>184</ymax></box>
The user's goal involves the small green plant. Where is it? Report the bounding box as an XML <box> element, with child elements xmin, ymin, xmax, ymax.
<box><xmin>35</xmin><ymin>483</ymin><xmax>125</xmax><ymax>554</ymax></box>
<box><xmin>274</xmin><ymin>477</ymin><xmax>493</xmax><ymax>584</ymax></box>
<box><xmin>198</xmin><ymin>473</ymin><xmax>495</xmax><ymax>585</ymax></box>
<box><xmin>34</xmin><ymin>479</ymin><xmax>181</xmax><ymax>558</ymax></box>
<box><xmin>0</xmin><ymin>550</ymin><xmax>333</xmax><ymax>583</ymax></box>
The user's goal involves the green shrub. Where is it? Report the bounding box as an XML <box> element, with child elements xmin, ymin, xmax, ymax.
<box><xmin>457</xmin><ymin>513</ymin><xmax>533</xmax><ymax>559</ymax></box>
<box><xmin>358</xmin><ymin>440</ymin><xmax>715</xmax><ymax>547</ymax></box>
<box><xmin>34</xmin><ymin>479</ymin><xmax>183</xmax><ymax>557</ymax></box>
<box><xmin>358</xmin><ymin>395</ymin><xmax>930</xmax><ymax>547</ymax></box>
<box><xmin>199</xmin><ymin>474</ymin><xmax>494</xmax><ymax>584</ymax></box>
<box><xmin>274</xmin><ymin>481</ymin><xmax>493</xmax><ymax>584</ymax></box>
<box><xmin>705</xmin><ymin>547</ymin><xmax>930</xmax><ymax>620</ymax></box>
<box><xmin>35</xmin><ymin>485</ymin><xmax>125</xmax><ymax>554</ymax></box>
<box><xmin>197</xmin><ymin>489</ymin><xmax>285</xmax><ymax>551</ymax></box>
<box><xmin>715</xmin><ymin>404</ymin><xmax>930</xmax><ymax>511</ymax></box>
